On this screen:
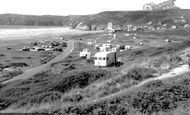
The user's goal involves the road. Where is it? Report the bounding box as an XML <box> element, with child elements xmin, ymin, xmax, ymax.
<box><xmin>2</xmin><ymin>40</ymin><xmax>75</xmax><ymax>84</ymax></box>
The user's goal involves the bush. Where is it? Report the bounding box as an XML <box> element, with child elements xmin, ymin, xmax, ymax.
<box><xmin>144</xmin><ymin>80</ymin><xmax>164</xmax><ymax>88</ymax></box>
<box><xmin>53</xmin><ymin>48</ymin><xmax>63</xmax><ymax>52</ymax></box>
<box><xmin>0</xmin><ymin>54</ymin><xmax>5</xmax><ymax>57</ymax></box>
<box><xmin>2</xmin><ymin>70</ymin><xmax>23</xmax><ymax>78</ymax></box>
<box><xmin>16</xmin><ymin>92</ymin><xmax>62</xmax><ymax>107</ymax></box>
<box><xmin>126</xmin><ymin>67</ymin><xmax>157</xmax><ymax>81</ymax></box>
<box><xmin>0</xmin><ymin>98</ymin><xmax>14</xmax><ymax>110</ymax></box>
<box><xmin>132</xmin><ymin>84</ymin><xmax>190</xmax><ymax>114</ymax></box>
<box><xmin>2</xmin><ymin>62</ymin><xmax>29</xmax><ymax>68</ymax></box>
<box><xmin>86</xmin><ymin>57</ymin><xmax>94</xmax><ymax>64</ymax></box>
<box><xmin>53</xmin><ymin>70</ymin><xmax>110</xmax><ymax>93</ymax></box>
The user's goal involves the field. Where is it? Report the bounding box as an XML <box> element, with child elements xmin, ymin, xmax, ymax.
<box><xmin>0</xmin><ymin>23</ymin><xmax>190</xmax><ymax>115</ymax></box>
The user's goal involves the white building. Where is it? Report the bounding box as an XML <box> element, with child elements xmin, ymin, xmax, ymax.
<box><xmin>94</xmin><ymin>51</ymin><xmax>117</xmax><ymax>67</ymax></box>
<box><xmin>79</xmin><ymin>49</ymin><xmax>91</xmax><ymax>59</ymax></box>
<box><xmin>171</xmin><ymin>25</ymin><xmax>177</xmax><ymax>29</ymax></box>
<box><xmin>87</xmin><ymin>42</ymin><xmax>93</xmax><ymax>47</ymax></box>
<box><xmin>184</xmin><ymin>24</ymin><xmax>190</xmax><ymax>28</ymax></box>
<box><xmin>111</xmin><ymin>47</ymin><xmax>120</xmax><ymax>52</ymax></box>
<box><xmin>102</xmin><ymin>44</ymin><xmax>112</xmax><ymax>48</ymax></box>
<box><xmin>125</xmin><ymin>45</ymin><xmax>132</xmax><ymax>50</ymax></box>
<box><xmin>94</xmin><ymin>44</ymin><xmax>100</xmax><ymax>49</ymax></box>
<box><xmin>98</xmin><ymin>44</ymin><xmax>112</xmax><ymax>52</ymax></box>
<box><xmin>99</xmin><ymin>47</ymin><xmax>110</xmax><ymax>52</ymax></box>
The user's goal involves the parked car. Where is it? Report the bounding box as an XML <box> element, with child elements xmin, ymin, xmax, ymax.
<box><xmin>53</xmin><ymin>48</ymin><xmax>63</xmax><ymax>52</ymax></box>
<box><xmin>61</xmin><ymin>42</ymin><xmax>67</xmax><ymax>47</ymax></box>
<box><xmin>37</xmin><ymin>48</ymin><xmax>45</xmax><ymax>51</ymax></box>
<box><xmin>50</xmin><ymin>41</ymin><xmax>60</xmax><ymax>47</ymax></box>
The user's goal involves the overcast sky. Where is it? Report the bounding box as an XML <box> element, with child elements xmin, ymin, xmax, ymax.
<box><xmin>0</xmin><ymin>0</ymin><xmax>189</xmax><ymax>16</ymax></box>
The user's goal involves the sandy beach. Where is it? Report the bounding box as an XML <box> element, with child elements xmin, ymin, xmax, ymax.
<box><xmin>0</xmin><ymin>27</ymin><xmax>102</xmax><ymax>41</ymax></box>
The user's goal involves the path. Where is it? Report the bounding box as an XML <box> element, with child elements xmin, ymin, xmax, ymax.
<box><xmin>2</xmin><ymin>41</ymin><xmax>75</xmax><ymax>84</ymax></box>
<box><xmin>91</xmin><ymin>64</ymin><xmax>190</xmax><ymax>103</ymax></box>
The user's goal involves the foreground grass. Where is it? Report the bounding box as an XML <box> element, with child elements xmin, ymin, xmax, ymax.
<box><xmin>1</xmin><ymin>40</ymin><xmax>190</xmax><ymax>114</ymax></box>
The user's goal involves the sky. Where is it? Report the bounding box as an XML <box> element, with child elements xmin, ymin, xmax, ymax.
<box><xmin>0</xmin><ymin>0</ymin><xmax>189</xmax><ymax>16</ymax></box>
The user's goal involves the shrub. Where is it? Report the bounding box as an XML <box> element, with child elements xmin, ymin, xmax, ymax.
<box><xmin>0</xmin><ymin>98</ymin><xmax>13</xmax><ymax>110</ymax></box>
<box><xmin>2</xmin><ymin>70</ymin><xmax>23</xmax><ymax>78</ymax></box>
<box><xmin>132</xmin><ymin>85</ymin><xmax>190</xmax><ymax>114</ymax></box>
<box><xmin>2</xmin><ymin>62</ymin><xmax>29</xmax><ymax>68</ymax></box>
<box><xmin>126</xmin><ymin>67</ymin><xmax>157</xmax><ymax>81</ymax></box>
<box><xmin>86</xmin><ymin>57</ymin><xmax>94</xmax><ymax>64</ymax></box>
<box><xmin>0</xmin><ymin>54</ymin><xmax>5</xmax><ymax>57</ymax></box>
<box><xmin>144</xmin><ymin>80</ymin><xmax>164</xmax><ymax>89</ymax></box>
<box><xmin>16</xmin><ymin>92</ymin><xmax>62</xmax><ymax>107</ymax></box>
<box><xmin>53</xmin><ymin>70</ymin><xmax>110</xmax><ymax>93</ymax></box>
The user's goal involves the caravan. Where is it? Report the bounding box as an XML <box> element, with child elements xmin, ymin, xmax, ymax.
<box><xmin>94</xmin><ymin>51</ymin><xmax>117</xmax><ymax>67</ymax></box>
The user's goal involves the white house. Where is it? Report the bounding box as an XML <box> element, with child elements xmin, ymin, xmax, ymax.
<box><xmin>79</xmin><ymin>49</ymin><xmax>91</xmax><ymax>59</ymax></box>
<box><xmin>111</xmin><ymin>47</ymin><xmax>120</xmax><ymax>52</ymax></box>
<box><xmin>99</xmin><ymin>46</ymin><xmax>110</xmax><ymax>52</ymax></box>
<box><xmin>165</xmin><ymin>39</ymin><xmax>172</xmax><ymax>42</ymax></box>
<box><xmin>94</xmin><ymin>51</ymin><xmax>117</xmax><ymax>67</ymax></box>
<box><xmin>94</xmin><ymin>44</ymin><xmax>100</xmax><ymax>49</ymax></box>
<box><xmin>125</xmin><ymin>45</ymin><xmax>132</xmax><ymax>50</ymax></box>
<box><xmin>171</xmin><ymin>25</ymin><xmax>177</xmax><ymax>29</ymax></box>
<box><xmin>102</xmin><ymin>44</ymin><xmax>112</xmax><ymax>48</ymax></box>
<box><xmin>87</xmin><ymin>42</ymin><xmax>93</xmax><ymax>47</ymax></box>
<box><xmin>125</xmin><ymin>33</ymin><xmax>130</xmax><ymax>36</ymax></box>
<box><xmin>184</xmin><ymin>24</ymin><xmax>190</xmax><ymax>28</ymax></box>
<box><xmin>107</xmin><ymin>22</ymin><xmax>115</xmax><ymax>34</ymax></box>
<box><xmin>140</xmin><ymin>42</ymin><xmax>144</xmax><ymax>46</ymax></box>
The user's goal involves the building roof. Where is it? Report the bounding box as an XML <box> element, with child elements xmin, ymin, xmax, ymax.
<box><xmin>94</xmin><ymin>51</ymin><xmax>114</xmax><ymax>57</ymax></box>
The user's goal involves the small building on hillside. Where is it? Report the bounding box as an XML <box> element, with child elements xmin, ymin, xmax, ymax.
<box><xmin>107</xmin><ymin>22</ymin><xmax>115</xmax><ymax>34</ymax></box>
<box><xmin>98</xmin><ymin>43</ymin><xmax>112</xmax><ymax>52</ymax></box>
<box><xmin>87</xmin><ymin>42</ymin><xmax>93</xmax><ymax>47</ymax></box>
<box><xmin>125</xmin><ymin>45</ymin><xmax>132</xmax><ymax>50</ymax></box>
<box><xmin>111</xmin><ymin>47</ymin><xmax>120</xmax><ymax>52</ymax></box>
<box><xmin>171</xmin><ymin>25</ymin><xmax>177</xmax><ymax>29</ymax></box>
<box><xmin>102</xmin><ymin>44</ymin><xmax>112</xmax><ymax>48</ymax></box>
<box><xmin>99</xmin><ymin>46</ymin><xmax>110</xmax><ymax>52</ymax></box>
<box><xmin>79</xmin><ymin>49</ymin><xmax>91</xmax><ymax>59</ymax></box>
<box><xmin>94</xmin><ymin>51</ymin><xmax>117</xmax><ymax>67</ymax></box>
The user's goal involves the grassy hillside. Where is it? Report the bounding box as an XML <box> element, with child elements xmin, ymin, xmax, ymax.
<box><xmin>0</xmin><ymin>9</ymin><xmax>190</xmax><ymax>30</ymax></box>
<box><xmin>1</xmin><ymin>39</ymin><xmax>190</xmax><ymax>114</ymax></box>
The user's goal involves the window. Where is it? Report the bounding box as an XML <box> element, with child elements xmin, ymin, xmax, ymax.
<box><xmin>94</xmin><ymin>57</ymin><xmax>97</xmax><ymax>60</ymax></box>
<box><xmin>103</xmin><ymin>58</ymin><xmax>106</xmax><ymax>60</ymax></box>
<box><xmin>99</xmin><ymin>57</ymin><xmax>102</xmax><ymax>60</ymax></box>
<box><xmin>107</xmin><ymin>57</ymin><xmax>109</xmax><ymax>60</ymax></box>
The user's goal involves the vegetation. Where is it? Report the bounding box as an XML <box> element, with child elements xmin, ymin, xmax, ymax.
<box><xmin>0</xmin><ymin>69</ymin><xmax>110</xmax><ymax>110</ymax></box>
<box><xmin>119</xmin><ymin>40</ymin><xmax>190</xmax><ymax>60</ymax></box>
<box><xmin>0</xmin><ymin>62</ymin><xmax>28</xmax><ymax>69</ymax></box>
<box><xmin>126</xmin><ymin>67</ymin><xmax>157</xmax><ymax>81</ymax></box>
<box><xmin>51</xmin><ymin>73</ymin><xmax>190</xmax><ymax>115</ymax></box>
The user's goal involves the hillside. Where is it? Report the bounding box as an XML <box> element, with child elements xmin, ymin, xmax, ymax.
<box><xmin>0</xmin><ymin>9</ymin><xmax>190</xmax><ymax>30</ymax></box>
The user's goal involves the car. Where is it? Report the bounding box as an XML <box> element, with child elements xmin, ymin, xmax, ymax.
<box><xmin>22</xmin><ymin>48</ymin><xmax>30</xmax><ymax>51</ymax></box>
<box><xmin>61</xmin><ymin>42</ymin><xmax>67</xmax><ymax>47</ymax></box>
<box><xmin>37</xmin><ymin>48</ymin><xmax>45</xmax><ymax>51</ymax></box>
<box><xmin>53</xmin><ymin>48</ymin><xmax>63</xmax><ymax>52</ymax></box>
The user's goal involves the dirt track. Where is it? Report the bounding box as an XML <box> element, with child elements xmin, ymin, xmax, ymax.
<box><xmin>2</xmin><ymin>40</ymin><xmax>75</xmax><ymax>84</ymax></box>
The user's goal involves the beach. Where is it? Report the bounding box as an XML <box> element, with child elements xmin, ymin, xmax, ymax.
<box><xmin>0</xmin><ymin>27</ymin><xmax>102</xmax><ymax>41</ymax></box>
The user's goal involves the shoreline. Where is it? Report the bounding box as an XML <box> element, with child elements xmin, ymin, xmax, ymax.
<box><xmin>0</xmin><ymin>27</ymin><xmax>103</xmax><ymax>41</ymax></box>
